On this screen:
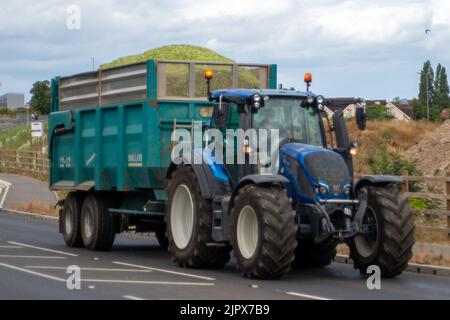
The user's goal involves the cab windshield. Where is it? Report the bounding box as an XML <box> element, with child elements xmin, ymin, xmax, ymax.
<box><xmin>253</xmin><ymin>97</ymin><xmax>324</xmax><ymax>147</ymax></box>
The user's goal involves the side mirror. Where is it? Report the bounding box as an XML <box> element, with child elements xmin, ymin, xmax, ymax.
<box><xmin>212</xmin><ymin>103</ymin><xmax>229</xmax><ymax>129</ymax></box>
<box><xmin>355</xmin><ymin>106</ymin><xmax>366</xmax><ymax>131</ymax></box>
<box><xmin>332</xmin><ymin>110</ymin><xmax>350</xmax><ymax>149</ymax></box>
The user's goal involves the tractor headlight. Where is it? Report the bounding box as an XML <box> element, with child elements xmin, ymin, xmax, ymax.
<box><xmin>307</xmin><ymin>96</ymin><xmax>314</xmax><ymax>105</ymax></box>
<box><xmin>343</xmin><ymin>184</ymin><xmax>352</xmax><ymax>195</ymax></box>
<box><xmin>252</xmin><ymin>94</ymin><xmax>264</xmax><ymax>111</ymax></box>
<box><xmin>316</xmin><ymin>183</ymin><xmax>329</xmax><ymax>195</ymax></box>
<box><xmin>253</xmin><ymin>94</ymin><xmax>262</xmax><ymax>103</ymax></box>
<box><xmin>316</xmin><ymin>95</ymin><xmax>324</xmax><ymax>105</ymax></box>
<box><xmin>316</xmin><ymin>95</ymin><xmax>325</xmax><ymax>111</ymax></box>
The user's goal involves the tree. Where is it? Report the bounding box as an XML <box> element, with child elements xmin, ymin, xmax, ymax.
<box><xmin>366</xmin><ymin>104</ymin><xmax>394</xmax><ymax>121</ymax></box>
<box><xmin>391</xmin><ymin>97</ymin><xmax>401</xmax><ymax>104</ymax></box>
<box><xmin>418</xmin><ymin>61</ymin><xmax>434</xmax><ymax>118</ymax></box>
<box><xmin>29</xmin><ymin>80</ymin><xmax>51</xmax><ymax>115</ymax></box>
<box><xmin>411</xmin><ymin>99</ymin><xmax>426</xmax><ymax>120</ymax></box>
<box><xmin>432</xmin><ymin>64</ymin><xmax>450</xmax><ymax>121</ymax></box>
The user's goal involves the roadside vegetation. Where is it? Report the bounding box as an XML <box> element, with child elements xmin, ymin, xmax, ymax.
<box><xmin>0</xmin><ymin>123</ymin><xmax>47</xmax><ymax>151</ymax></box>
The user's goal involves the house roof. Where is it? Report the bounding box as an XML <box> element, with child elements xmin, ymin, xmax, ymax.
<box><xmin>396</xmin><ymin>104</ymin><xmax>414</xmax><ymax>119</ymax></box>
<box><xmin>366</xmin><ymin>100</ymin><xmax>387</xmax><ymax>106</ymax></box>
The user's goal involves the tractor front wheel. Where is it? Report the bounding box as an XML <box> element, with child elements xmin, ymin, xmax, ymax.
<box><xmin>231</xmin><ymin>185</ymin><xmax>297</xmax><ymax>279</ymax></box>
<box><xmin>349</xmin><ymin>186</ymin><xmax>415</xmax><ymax>278</ymax></box>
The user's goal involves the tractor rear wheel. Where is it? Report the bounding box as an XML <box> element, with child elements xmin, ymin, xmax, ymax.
<box><xmin>80</xmin><ymin>193</ymin><xmax>117</xmax><ymax>251</ymax></box>
<box><xmin>294</xmin><ymin>238</ymin><xmax>338</xmax><ymax>268</ymax></box>
<box><xmin>349</xmin><ymin>186</ymin><xmax>415</xmax><ymax>278</ymax></box>
<box><xmin>231</xmin><ymin>185</ymin><xmax>297</xmax><ymax>279</ymax></box>
<box><xmin>167</xmin><ymin>165</ymin><xmax>231</xmax><ymax>269</ymax></box>
<box><xmin>61</xmin><ymin>192</ymin><xmax>85</xmax><ymax>248</ymax></box>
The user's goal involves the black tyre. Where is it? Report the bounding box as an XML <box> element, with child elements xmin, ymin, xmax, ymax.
<box><xmin>80</xmin><ymin>193</ymin><xmax>117</xmax><ymax>251</ymax></box>
<box><xmin>167</xmin><ymin>165</ymin><xmax>231</xmax><ymax>269</ymax></box>
<box><xmin>294</xmin><ymin>238</ymin><xmax>338</xmax><ymax>268</ymax></box>
<box><xmin>61</xmin><ymin>192</ymin><xmax>85</xmax><ymax>248</ymax></box>
<box><xmin>231</xmin><ymin>185</ymin><xmax>297</xmax><ymax>279</ymax></box>
<box><xmin>349</xmin><ymin>186</ymin><xmax>415</xmax><ymax>278</ymax></box>
<box><xmin>155</xmin><ymin>231</ymin><xmax>169</xmax><ymax>249</ymax></box>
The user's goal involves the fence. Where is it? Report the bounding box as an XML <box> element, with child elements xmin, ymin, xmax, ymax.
<box><xmin>0</xmin><ymin>149</ymin><xmax>49</xmax><ymax>178</ymax></box>
<box><xmin>401</xmin><ymin>171</ymin><xmax>450</xmax><ymax>240</ymax></box>
<box><xmin>0</xmin><ymin>115</ymin><xmax>48</xmax><ymax>131</ymax></box>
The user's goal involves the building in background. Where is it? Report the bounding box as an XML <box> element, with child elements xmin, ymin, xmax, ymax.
<box><xmin>0</xmin><ymin>93</ymin><xmax>25</xmax><ymax>110</ymax></box>
<box><xmin>324</xmin><ymin>98</ymin><xmax>412</xmax><ymax>121</ymax></box>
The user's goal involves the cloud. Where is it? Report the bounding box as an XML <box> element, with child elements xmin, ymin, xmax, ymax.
<box><xmin>0</xmin><ymin>0</ymin><xmax>449</xmax><ymax>100</ymax></box>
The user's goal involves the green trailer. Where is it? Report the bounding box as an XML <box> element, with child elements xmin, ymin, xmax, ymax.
<box><xmin>50</xmin><ymin>59</ymin><xmax>277</xmax><ymax>251</ymax></box>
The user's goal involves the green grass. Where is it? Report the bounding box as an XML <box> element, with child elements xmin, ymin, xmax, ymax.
<box><xmin>0</xmin><ymin>123</ymin><xmax>47</xmax><ymax>151</ymax></box>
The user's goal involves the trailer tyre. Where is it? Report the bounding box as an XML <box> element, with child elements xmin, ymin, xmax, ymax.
<box><xmin>294</xmin><ymin>238</ymin><xmax>338</xmax><ymax>268</ymax></box>
<box><xmin>61</xmin><ymin>192</ymin><xmax>84</xmax><ymax>248</ymax></box>
<box><xmin>80</xmin><ymin>193</ymin><xmax>117</xmax><ymax>251</ymax></box>
<box><xmin>349</xmin><ymin>186</ymin><xmax>415</xmax><ymax>278</ymax></box>
<box><xmin>167</xmin><ymin>166</ymin><xmax>231</xmax><ymax>269</ymax></box>
<box><xmin>231</xmin><ymin>185</ymin><xmax>297</xmax><ymax>279</ymax></box>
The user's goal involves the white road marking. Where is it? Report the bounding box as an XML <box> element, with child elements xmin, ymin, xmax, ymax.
<box><xmin>0</xmin><ymin>255</ymin><xmax>66</xmax><ymax>259</ymax></box>
<box><xmin>0</xmin><ymin>263</ymin><xmax>65</xmax><ymax>282</ymax></box>
<box><xmin>0</xmin><ymin>245</ymin><xmax>23</xmax><ymax>249</ymax></box>
<box><xmin>83</xmin><ymin>279</ymin><xmax>214</xmax><ymax>286</ymax></box>
<box><xmin>113</xmin><ymin>261</ymin><xmax>216</xmax><ymax>281</ymax></box>
<box><xmin>26</xmin><ymin>266</ymin><xmax>153</xmax><ymax>273</ymax></box>
<box><xmin>286</xmin><ymin>291</ymin><xmax>331</xmax><ymax>300</ymax></box>
<box><xmin>8</xmin><ymin>241</ymin><xmax>78</xmax><ymax>257</ymax></box>
<box><xmin>0</xmin><ymin>180</ymin><xmax>11</xmax><ymax>209</ymax></box>
<box><xmin>123</xmin><ymin>295</ymin><xmax>145</xmax><ymax>300</ymax></box>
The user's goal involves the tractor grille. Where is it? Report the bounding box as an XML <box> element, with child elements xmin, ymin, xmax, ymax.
<box><xmin>304</xmin><ymin>151</ymin><xmax>351</xmax><ymax>194</ymax></box>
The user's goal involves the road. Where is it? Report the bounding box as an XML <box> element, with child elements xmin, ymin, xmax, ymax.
<box><xmin>0</xmin><ymin>174</ymin><xmax>57</xmax><ymax>209</ymax></box>
<box><xmin>1</xmin><ymin>211</ymin><xmax>450</xmax><ymax>300</ymax></box>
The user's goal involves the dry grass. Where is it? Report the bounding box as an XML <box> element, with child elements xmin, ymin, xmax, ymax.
<box><xmin>10</xmin><ymin>201</ymin><xmax>59</xmax><ymax>217</ymax></box>
<box><xmin>346</xmin><ymin>120</ymin><xmax>439</xmax><ymax>176</ymax></box>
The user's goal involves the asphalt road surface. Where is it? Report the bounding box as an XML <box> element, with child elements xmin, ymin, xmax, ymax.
<box><xmin>0</xmin><ymin>211</ymin><xmax>449</xmax><ymax>300</ymax></box>
<box><xmin>0</xmin><ymin>174</ymin><xmax>57</xmax><ymax>209</ymax></box>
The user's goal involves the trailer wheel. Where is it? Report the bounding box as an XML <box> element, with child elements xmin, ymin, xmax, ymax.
<box><xmin>61</xmin><ymin>192</ymin><xmax>84</xmax><ymax>248</ymax></box>
<box><xmin>80</xmin><ymin>193</ymin><xmax>117</xmax><ymax>251</ymax></box>
<box><xmin>294</xmin><ymin>238</ymin><xmax>338</xmax><ymax>268</ymax></box>
<box><xmin>349</xmin><ymin>186</ymin><xmax>415</xmax><ymax>278</ymax></box>
<box><xmin>231</xmin><ymin>185</ymin><xmax>297</xmax><ymax>279</ymax></box>
<box><xmin>167</xmin><ymin>166</ymin><xmax>231</xmax><ymax>269</ymax></box>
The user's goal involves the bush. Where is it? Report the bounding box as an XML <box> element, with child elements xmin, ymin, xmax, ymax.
<box><xmin>368</xmin><ymin>145</ymin><xmax>417</xmax><ymax>176</ymax></box>
<box><xmin>368</xmin><ymin>146</ymin><xmax>421</xmax><ymax>192</ymax></box>
<box><xmin>409</xmin><ymin>197</ymin><xmax>439</xmax><ymax>210</ymax></box>
<box><xmin>366</xmin><ymin>104</ymin><xmax>394</xmax><ymax>121</ymax></box>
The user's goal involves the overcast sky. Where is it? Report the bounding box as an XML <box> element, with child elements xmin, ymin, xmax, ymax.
<box><xmin>1</xmin><ymin>0</ymin><xmax>449</xmax><ymax>101</ymax></box>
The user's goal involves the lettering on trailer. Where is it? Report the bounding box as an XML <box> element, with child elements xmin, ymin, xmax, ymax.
<box><xmin>128</xmin><ymin>153</ymin><xmax>143</xmax><ymax>168</ymax></box>
<box><xmin>59</xmin><ymin>156</ymin><xmax>72</xmax><ymax>168</ymax></box>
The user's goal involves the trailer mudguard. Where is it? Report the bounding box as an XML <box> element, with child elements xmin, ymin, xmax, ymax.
<box><xmin>354</xmin><ymin>175</ymin><xmax>404</xmax><ymax>193</ymax></box>
<box><xmin>166</xmin><ymin>150</ymin><xmax>229</xmax><ymax>200</ymax></box>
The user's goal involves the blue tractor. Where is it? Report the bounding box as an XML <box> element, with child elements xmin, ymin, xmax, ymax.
<box><xmin>166</xmin><ymin>72</ymin><xmax>415</xmax><ymax>279</ymax></box>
